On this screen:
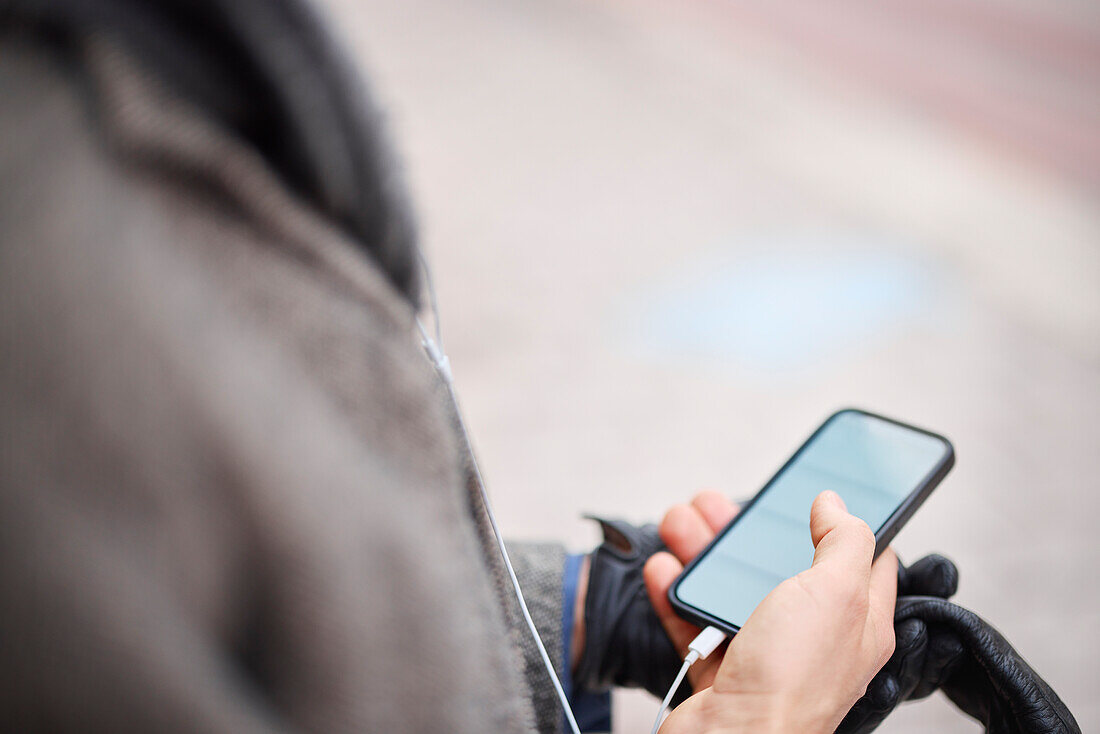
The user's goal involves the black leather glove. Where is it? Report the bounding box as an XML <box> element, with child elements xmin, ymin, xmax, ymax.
<box><xmin>839</xmin><ymin>557</ymin><xmax>1080</xmax><ymax>734</ymax></box>
<box><xmin>895</xmin><ymin>598</ymin><xmax>1079</xmax><ymax>733</ymax></box>
<box><xmin>838</xmin><ymin>554</ymin><xmax>961</xmax><ymax>732</ymax></box>
<box><xmin>573</xmin><ymin>516</ymin><xmax>690</xmax><ymax>704</ymax></box>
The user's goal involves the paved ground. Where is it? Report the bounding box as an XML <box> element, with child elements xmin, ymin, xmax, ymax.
<box><xmin>325</xmin><ymin>0</ymin><xmax>1099</xmax><ymax>730</ymax></box>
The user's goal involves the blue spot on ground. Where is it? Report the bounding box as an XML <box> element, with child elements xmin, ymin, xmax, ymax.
<box><xmin>625</xmin><ymin>241</ymin><xmax>942</xmax><ymax>373</ymax></box>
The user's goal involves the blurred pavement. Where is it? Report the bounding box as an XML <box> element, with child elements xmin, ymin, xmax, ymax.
<box><xmin>323</xmin><ymin>0</ymin><xmax>1100</xmax><ymax>730</ymax></box>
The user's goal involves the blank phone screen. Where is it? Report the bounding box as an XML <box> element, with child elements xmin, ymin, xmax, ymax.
<box><xmin>675</xmin><ymin>410</ymin><xmax>949</xmax><ymax>630</ymax></box>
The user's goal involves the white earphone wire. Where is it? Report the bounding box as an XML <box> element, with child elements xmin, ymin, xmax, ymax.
<box><xmin>415</xmin><ymin>253</ymin><xmax>582</xmax><ymax>734</ymax></box>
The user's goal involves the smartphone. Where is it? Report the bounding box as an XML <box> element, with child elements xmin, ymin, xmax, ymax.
<box><xmin>669</xmin><ymin>408</ymin><xmax>954</xmax><ymax>636</ymax></box>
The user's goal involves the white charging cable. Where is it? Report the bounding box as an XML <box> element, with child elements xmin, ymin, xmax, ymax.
<box><xmin>650</xmin><ymin>626</ymin><xmax>727</xmax><ymax>734</ymax></box>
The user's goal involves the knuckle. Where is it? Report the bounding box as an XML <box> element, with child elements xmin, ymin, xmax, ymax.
<box><xmin>849</xmin><ymin>518</ymin><xmax>877</xmax><ymax>550</ymax></box>
<box><xmin>831</xmin><ymin>517</ymin><xmax>876</xmax><ymax>560</ymax></box>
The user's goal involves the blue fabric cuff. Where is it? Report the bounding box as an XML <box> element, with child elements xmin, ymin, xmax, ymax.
<box><xmin>562</xmin><ymin>553</ymin><xmax>612</xmax><ymax>732</ymax></box>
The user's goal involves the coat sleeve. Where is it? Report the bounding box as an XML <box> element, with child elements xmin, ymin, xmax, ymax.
<box><xmin>506</xmin><ymin>542</ymin><xmax>570</xmax><ymax>734</ymax></box>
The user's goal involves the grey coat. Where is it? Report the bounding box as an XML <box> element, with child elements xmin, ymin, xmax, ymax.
<box><xmin>0</xmin><ymin>16</ymin><xmax>568</xmax><ymax>734</ymax></box>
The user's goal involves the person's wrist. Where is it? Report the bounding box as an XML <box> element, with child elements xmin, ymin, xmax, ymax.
<box><xmin>718</xmin><ymin>694</ymin><xmax>793</xmax><ymax>734</ymax></box>
<box><xmin>667</xmin><ymin>691</ymin><xmax>778</xmax><ymax>734</ymax></box>
<box><xmin>683</xmin><ymin>689</ymin><xmax>833</xmax><ymax>734</ymax></box>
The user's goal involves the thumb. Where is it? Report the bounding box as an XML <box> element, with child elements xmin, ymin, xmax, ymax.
<box><xmin>809</xmin><ymin>491</ymin><xmax>876</xmax><ymax>574</ymax></box>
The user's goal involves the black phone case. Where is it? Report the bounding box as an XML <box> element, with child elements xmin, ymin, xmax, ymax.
<box><xmin>668</xmin><ymin>407</ymin><xmax>955</xmax><ymax>636</ymax></box>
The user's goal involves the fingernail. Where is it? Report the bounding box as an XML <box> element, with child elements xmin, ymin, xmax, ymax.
<box><xmin>821</xmin><ymin>490</ymin><xmax>847</xmax><ymax>511</ymax></box>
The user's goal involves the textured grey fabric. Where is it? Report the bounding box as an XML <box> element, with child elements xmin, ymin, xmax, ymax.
<box><xmin>0</xmin><ymin>32</ymin><xmax>565</xmax><ymax>733</ymax></box>
<box><xmin>508</xmin><ymin>543</ymin><xmax>570</xmax><ymax>734</ymax></box>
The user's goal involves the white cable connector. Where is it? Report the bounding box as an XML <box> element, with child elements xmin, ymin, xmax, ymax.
<box><xmin>688</xmin><ymin>625</ymin><xmax>727</xmax><ymax>661</ymax></box>
<box><xmin>651</xmin><ymin>626</ymin><xmax>728</xmax><ymax>734</ymax></box>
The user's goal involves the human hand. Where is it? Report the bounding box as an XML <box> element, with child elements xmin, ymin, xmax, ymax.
<box><xmin>657</xmin><ymin>491</ymin><xmax>898</xmax><ymax>734</ymax></box>
<box><xmin>642</xmin><ymin>490</ymin><xmax>740</xmax><ymax>692</ymax></box>
<box><xmin>881</xmin><ymin>597</ymin><xmax>1078</xmax><ymax>734</ymax></box>
<box><xmin>574</xmin><ymin>509</ymin><xmax>729</xmax><ymax>702</ymax></box>
<box><xmin>573</xmin><ymin>491</ymin><xmax>739</xmax><ymax>702</ymax></box>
